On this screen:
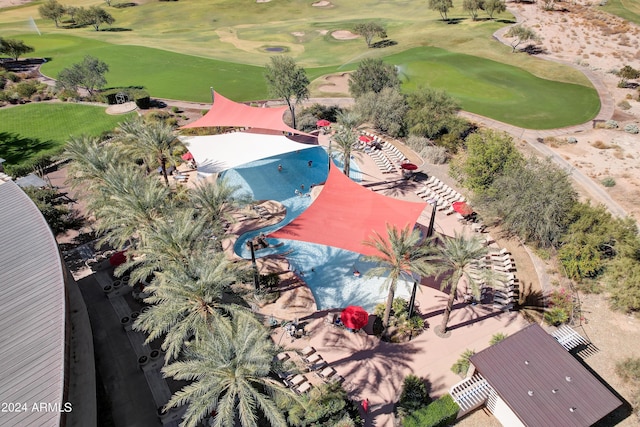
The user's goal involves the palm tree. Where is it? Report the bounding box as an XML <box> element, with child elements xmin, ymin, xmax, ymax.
<box><xmin>61</xmin><ymin>135</ymin><xmax>122</xmax><ymax>196</ymax></box>
<box><xmin>162</xmin><ymin>315</ymin><xmax>294</xmax><ymax>427</ymax></box>
<box><xmin>116</xmin><ymin>117</ymin><xmax>182</xmax><ymax>186</ymax></box>
<box><xmin>433</xmin><ymin>231</ymin><xmax>491</xmax><ymax>335</ymax></box>
<box><xmin>92</xmin><ymin>164</ymin><xmax>172</xmax><ymax>250</ymax></box>
<box><xmin>329</xmin><ymin>111</ymin><xmax>362</xmax><ymax>176</ymax></box>
<box><xmin>190</xmin><ymin>178</ymin><xmax>252</xmax><ymax>239</ymax></box>
<box><xmin>363</xmin><ymin>224</ymin><xmax>436</xmax><ymax>328</ymax></box>
<box><xmin>133</xmin><ymin>251</ymin><xmax>245</xmax><ymax>362</ymax></box>
<box><xmin>115</xmin><ymin>207</ymin><xmax>212</xmax><ymax>284</ymax></box>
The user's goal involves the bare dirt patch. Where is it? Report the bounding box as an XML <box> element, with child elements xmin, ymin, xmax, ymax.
<box><xmin>311</xmin><ymin>0</ymin><xmax>332</xmax><ymax>7</ymax></box>
<box><xmin>0</xmin><ymin>0</ymin><xmax>31</xmax><ymax>7</ymax></box>
<box><xmin>331</xmin><ymin>30</ymin><xmax>359</xmax><ymax>40</ymax></box>
<box><xmin>317</xmin><ymin>72</ymin><xmax>350</xmax><ymax>94</ymax></box>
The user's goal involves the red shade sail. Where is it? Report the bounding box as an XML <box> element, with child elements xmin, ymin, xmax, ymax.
<box><xmin>109</xmin><ymin>251</ymin><xmax>127</xmax><ymax>266</ymax></box>
<box><xmin>180</xmin><ymin>90</ymin><xmax>310</xmax><ymax>136</ymax></box>
<box><xmin>181</xmin><ymin>152</ymin><xmax>194</xmax><ymax>161</ymax></box>
<box><xmin>400</xmin><ymin>163</ymin><xmax>418</xmax><ymax>170</ymax></box>
<box><xmin>316</xmin><ymin>119</ymin><xmax>331</xmax><ymax>127</ymax></box>
<box><xmin>269</xmin><ymin>161</ymin><xmax>427</xmax><ymax>256</ymax></box>
<box><xmin>358</xmin><ymin>135</ymin><xmax>373</xmax><ymax>143</ymax></box>
<box><xmin>341</xmin><ymin>306</ymin><xmax>369</xmax><ymax>329</ymax></box>
<box><xmin>452</xmin><ymin>201</ymin><xmax>473</xmax><ymax>216</ymax></box>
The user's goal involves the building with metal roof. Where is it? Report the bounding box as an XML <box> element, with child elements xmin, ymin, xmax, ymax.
<box><xmin>467</xmin><ymin>323</ymin><xmax>622</xmax><ymax>427</ymax></box>
<box><xmin>0</xmin><ymin>179</ymin><xmax>91</xmax><ymax>426</ymax></box>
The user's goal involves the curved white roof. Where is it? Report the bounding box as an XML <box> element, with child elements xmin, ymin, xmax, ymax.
<box><xmin>181</xmin><ymin>132</ymin><xmax>317</xmax><ymax>176</ymax></box>
<box><xmin>0</xmin><ymin>180</ymin><xmax>66</xmax><ymax>426</ymax></box>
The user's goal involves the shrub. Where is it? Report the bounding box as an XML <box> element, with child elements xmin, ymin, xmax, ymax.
<box><xmin>543</xmin><ymin>289</ymin><xmax>574</xmax><ymax>326</ymax></box>
<box><xmin>14</xmin><ymin>81</ymin><xmax>39</xmax><ymax>99</ymax></box>
<box><xmin>624</xmin><ymin>124</ymin><xmax>639</xmax><ymax>134</ymax></box>
<box><xmin>422</xmin><ymin>145</ymin><xmax>448</xmax><ymax>164</ymax></box>
<box><xmin>601</xmin><ymin>177</ymin><xmax>616</xmax><ymax>187</ymax></box>
<box><xmin>4</xmin><ymin>151</ymin><xmax>60</xmax><ymax>178</ymax></box>
<box><xmin>615</xmin><ymin>357</ymin><xmax>640</xmax><ymax>383</ymax></box>
<box><xmin>259</xmin><ymin>272</ymin><xmax>280</xmax><ymax>289</ymax></box>
<box><xmin>402</xmin><ymin>394</ymin><xmax>459</xmax><ymax>427</ymax></box>
<box><xmin>617</xmin><ymin>100</ymin><xmax>631</xmax><ymax>110</ymax></box>
<box><xmin>451</xmin><ymin>349</ymin><xmax>475</xmax><ymax>377</ymax></box>
<box><xmin>489</xmin><ymin>332</ymin><xmax>508</xmax><ymax>345</ymax></box>
<box><xmin>6</xmin><ymin>72</ymin><xmax>20</xmax><ymax>82</ymax></box>
<box><xmin>397</xmin><ymin>375</ymin><xmax>431</xmax><ymax>418</ymax></box>
<box><xmin>301</xmin><ymin>103</ymin><xmax>342</xmax><ymax>123</ymax></box>
<box><xmin>605</xmin><ymin>120</ymin><xmax>619</xmax><ymax>129</ymax></box>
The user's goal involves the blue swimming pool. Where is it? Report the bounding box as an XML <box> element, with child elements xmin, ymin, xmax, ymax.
<box><xmin>223</xmin><ymin>146</ymin><xmax>407</xmax><ymax>310</ymax></box>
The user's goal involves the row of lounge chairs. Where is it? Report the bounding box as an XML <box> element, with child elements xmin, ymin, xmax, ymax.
<box><xmin>301</xmin><ymin>347</ymin><xmax>344</xmax><ymax>383</ymax></box>
<box><xmin>465</xmin><ymin>248</ymin><xmax>519</xmax><ymax>311</ymax></box>
<box><xmin>359</xmin><ymin>132</ymin><xmax>409</xmax><ymax>175</ymax></box>
<box><xmin>252</xmin><ymin>204</ymin><xmax>272</xmax><ymax>220</ymax></box>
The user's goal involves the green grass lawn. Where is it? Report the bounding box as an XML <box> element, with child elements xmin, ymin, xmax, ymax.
<box><xmin>0</xmin><ymin>0</ymin><xmax>601</xmax><ymax>128</ymax></box>
<box><xmin>601</xmin><ymin>0</ymin><xmax>640</xmax><ymax>25</ymax></box>
<box><xmin>0</xmin><ymin>103</ymin><xmax>132</xmax><ymax>169</ymax></box>
<box><xmin>390</xmin><ymin>47</ymin><xmax>600</xmax><ymax>129</ymax></box>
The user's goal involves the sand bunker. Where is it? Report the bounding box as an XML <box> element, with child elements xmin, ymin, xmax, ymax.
<box><xmin>318</xmin><ymin>72</ymin><xmax>350</xmax><ymax>94</ymax></box>
<box><xmin>312</xmin><ymin>1</ymin><xmax>331</xmax><ymax>6</ymax></box>
<box><xmin>256</xmin><ymin>0</ymin><xmax>272</xmax><ymax>3</ymax></box>
<box><xmin>332</xmin><ymin>30</ymin><xmax>359</xmax><ymax>40</ymax></box>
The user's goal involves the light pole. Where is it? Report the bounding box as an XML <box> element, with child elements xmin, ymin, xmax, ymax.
<box><xmin>249</xmin><ymin>241</ymin><xmax>260</xmax><ymax>289</ymax></box>
<box><xmin>426</xmin><ymin>200</ymin><xmax>437</xmax><ymax>238</ymax></box>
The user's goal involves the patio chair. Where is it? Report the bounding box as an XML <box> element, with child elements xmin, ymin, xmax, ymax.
<box><xmin>332</xmin><ymin>375</ymin><xmax>345</xmax><ymax>384</ymax></box>
<box><xmin>276</xmin><ymin>352</ymin><xmax>290</xmax><ymax>362</ymax></box>
<box><xmin>301</xmin><ymin>346</ymin><xmax>316</xmax><ymax>357</ymax></box>
<box><xmin>309</xmin><ymin>360</ymin><xmax>327</xmax><ymax>371</ymax></box>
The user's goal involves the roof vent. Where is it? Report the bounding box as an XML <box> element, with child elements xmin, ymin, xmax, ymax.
<box><xmin>527</xmin><ymin>390</ymin><xmax>534</xmax><ymax>396</ymax></box>
<box><xmin>552</xmin><ymin>389</ymin><xmax>558</xmax><ymax>394</ymax></box>
<box><xmin>570</xmin><ymin>407</ymin><xmax>577</xmax><ymax>412</ymax></box>
<box><xmin>565</xmin><ymin>376</ymin><xmax>572</xmax><ymax>382</ymax></box>
<box><xmin>524</xmin><ymin>360</ymin><xmax>530</xmax><ymax>365</ymax></box>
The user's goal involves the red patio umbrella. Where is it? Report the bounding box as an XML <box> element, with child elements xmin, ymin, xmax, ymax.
<box><xmin>109</xmin><ymin>251</ymin><xmax>127</xmax><ymax>267</ymax></box>
<box><xmin>316</xmin><ymin>119</ymin><xmax>331</xmax><ymax>127</ymax></box>
<box><xmin>181</xmin><ymin>152</ymin><xmax>194</xmax><ymax>161</ymax></box>
<box><xmin>341</xmin><ymin>305</ymin><xmax>369</xmax><ymax>329</ymax></box>
<box><xmin>358</xmin><ymin>135</ymin><xmax>373</xmax><ymax>143</ymax></box>
<box><xmin>452</xmin><ymin>201</ymin><xmax>474</xmax><ymax>216</ymax></box>
<box><xmin>400</xmin><ymin>163</ymin><xmax>418</xmax><ymax>171</ymax></box>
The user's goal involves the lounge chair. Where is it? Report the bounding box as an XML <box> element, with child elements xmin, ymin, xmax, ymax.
<box><xmin>318</xmin><ymin>366</ymin><xmax>337</xmax><ymax>380</ymax></box>
<box><xmin>287</xmin><ymin>374</ymin><xmax>306</xmax><ymax>387</ymax></box>
<box><xmin>294</xmin><ymin>381</ymin><xmax>312</xmax><ymax>394</ymax></box>
<box><xmin>304</xmin><ymin>353</ymin><xmax>322</xmax><ymax>364</ymax></box>
<box><xmin>276</xmin><ymin>352</ymin><xmax>290</xmax><ymax>362</ymax></box>
<box><xmin>301</xmin><ymin>346</ymin><xmax>316</xmax><ymax>357</ymax></box>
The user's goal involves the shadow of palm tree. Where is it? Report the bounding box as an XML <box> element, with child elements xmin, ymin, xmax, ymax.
<box><xmin>0</xmin><ymin>132</ymin><xmax>57</xmax><ymax>166</ymax></box>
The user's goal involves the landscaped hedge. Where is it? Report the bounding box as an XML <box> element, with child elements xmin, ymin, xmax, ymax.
<box><xmin>100</xmin><ymin>88</ymin><xmax>150</xmax><ymax>109</ymax></box>
<box><xmin>402</xmin><ymin>394</ymin><xmax>459</xmax><ymax>427</ymax></box>
<box><xmin>4</xmin><ymin>150</ymin><xmax>61</xmax><ymax>178</ymax></box>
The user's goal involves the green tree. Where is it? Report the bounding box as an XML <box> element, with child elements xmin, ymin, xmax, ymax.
<box><xmin>451</xmin><ymin>129</ymin><xmax>523</xmax><ymax>194</ymax></box>
<box><xmin>483</xmin><ymin>0</ymin><xmax>506</xmax><ymax>19</ymax></box>
<box><xmin>352</xmin><ymin>22</ymin><xmax>388</xmax><ymax>48</ymax></box>
<box><xmin>76</xmin><ymin>6</ymin><xmax>115</xmax><ymax>31</ymax></box>
<box><xmin>482</xmin><ymin>157</ymin><xmax>576</xmax><ymax>247</ymax></box>
<box><xmin>429</xmin><ymin>0</ymin><xmax>454</xmax><ymax>20</ymax></box>
<box><xmin>38</xmin><ymin>0</ymin><xmax>66</xmax><ymax>27</ymax></box>
<box><xmin>0</xmin><ymin>38</ymin><xmax>34</xmax><ymax>61</ymax></box>
<box><xmin>505</xmin><ymin>25</ymin><xmax>540</xmax><ymax>52</ymax></box>
<box><xmin>363</xmin><ymin>225</ymin><xmax>435</xmax><ymax>328</ymax></box>
<box><xmin>397</xmin><ymin>374</ymin><xmax>430</xmax><ymax>417</ymax></box>
<box><xmin>462</xmin><ymin>0</ymin><xmax>484</xmax><ymax>20</ymax></box>
<box><xmin>56</xmin><ymin>55</ymin><xmax>109</xmax><ymax>96</ymax></box>
<box><xmin>618</xmin><ymin>65</ymin><xmax>640</xmax><ymax>87</ymax></box>
<box><xmin>264</xmin><ymin>56</ymin><xmax>309</xmax><ymax>130</ymax></box>
<box><xmin>434</xmin><ymin>232</ymin><xmax>490</xmax><ymax>335</ymax></box>
<box><xmin>116</xmin><ymin>117</ymin><xmax>182</xmax><ymax>186</ymax></box>
<box><xmin>66</xmin><ymin>6</ymin><xmax>79</xmax><ymax>23</ymax></box>
<box><xmin>329</xmin><ymin>111</ymin><xmax>362</xmax><ymax>177</ymax></box>
<box><xmin>162</xmin><ymin>315</ymin><xmax>293</xmax><ymax>427</ymax></box>
<box><xmin>489</xmin><ymin>332</ymin><xmax>508</xmax><ymax>345</ymax></box>
<box><xmin>348</xmin><ymin>58</ymin><xmax>400</xmax><ymax>98</ymax></box>
<box><xmin>406</xmin><ymin>87</ymin><xmax>462</xmax><ymax>140</ymax></box>
<box><xmin>353</xmin><ymin>87</ymin><xmax>407</xmax><ymax>137</ymax></box>
<box><xmin>606</xmin><ymin>257</ymin><xmax>640</xmax><ymax>313</ymax></box>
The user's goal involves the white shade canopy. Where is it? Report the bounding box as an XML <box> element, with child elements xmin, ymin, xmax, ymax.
<box><xmin>180</xmin><ymin>132</ymin><xmax>317</xmax><ymax>176</ymax></box>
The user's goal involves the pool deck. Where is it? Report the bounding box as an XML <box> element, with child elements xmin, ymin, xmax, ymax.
<box><xmin>241</xmin><ymin>131</ymin><xmax>531</xmax><ymax>426</ymax></box>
